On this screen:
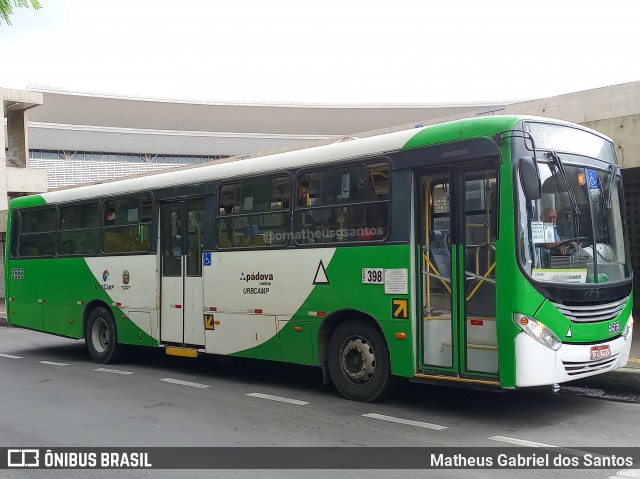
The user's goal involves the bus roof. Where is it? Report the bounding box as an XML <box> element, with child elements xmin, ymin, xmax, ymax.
<box><xmin>11</xmin><ymin>115</ymin><xmax>552</xmax><ymax>207</ymax></box>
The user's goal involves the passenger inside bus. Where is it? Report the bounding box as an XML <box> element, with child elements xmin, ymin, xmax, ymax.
<box><xmin>358</xmin><ymin>203</ymin><xmax>386</xmax><ymax>241</ymax></box>
<box><xmin>244</xmin><ymin>223</ymin><xmax>260</xmax><ymax>246</ymax></box>
<box><xmin>218</xmin><ymin>203</ymin><xmax>234</xmax><ymax>247</ymax></box>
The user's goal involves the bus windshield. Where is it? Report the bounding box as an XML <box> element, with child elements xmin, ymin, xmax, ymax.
<box><xmin>517</xmin><ymin>155</ymin><xmax>632</xmax><ymax>286</ymax></box>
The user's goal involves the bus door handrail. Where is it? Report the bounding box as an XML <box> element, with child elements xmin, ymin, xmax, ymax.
<box><xmin>463</xmin><ymin>243</ymin><xmax>497</xmax><ymax>301</ymax></box>
<box><xmin>475</xmin><ymin>242</ymin><xmax>496</xmax><ymax>275</ymax></box>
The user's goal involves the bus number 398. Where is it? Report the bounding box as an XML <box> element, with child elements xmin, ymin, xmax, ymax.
<box><xmin>362</xmin><ymin>268</ymin><xmax>384</xmax><ymax>284</ymax></box>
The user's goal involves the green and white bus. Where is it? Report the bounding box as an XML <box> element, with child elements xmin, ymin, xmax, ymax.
<box><xmin>5</xmin><ymin>115</ymin><xmax>634</xmax><ymax>401</ymax></box>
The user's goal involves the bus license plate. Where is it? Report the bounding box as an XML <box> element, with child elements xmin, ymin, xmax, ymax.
<box><xmin>590</xmin><ymin>345</ymin><xmax>611</xmax><ymax>360</ymax></box>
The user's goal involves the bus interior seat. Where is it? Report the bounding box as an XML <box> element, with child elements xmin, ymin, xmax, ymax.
<box><xmin>217</xmin><ymin>236</ymin><xmax>232</xmax><ymax>248</ymax></box>
<box><xmin>464</xmin><ymin>241</ymin><xmax>497</xmax><ymax>269</ymax></box>
<box><xmin>429</xmin><ymin>230</ymin><xmax>451</xmax><ymax>283</ymax></box>
<box><xmin>555</xmin><ymin>207</ymin><xmax>573</xmax><ymax>238</ymax></box>
<box><xmin>103</xmin><ymin>231</ymin><xmax>128</xmax><ymax>253</ymax></box>
<box><xmin>130</xmin><ymin>238</ymin><xmax>149</xmax><ymax>252</ymax></box>
<box><xmin>251</xmin><ymin>234</ymin><xmax>266</xmax><ymax>247</ymax></box>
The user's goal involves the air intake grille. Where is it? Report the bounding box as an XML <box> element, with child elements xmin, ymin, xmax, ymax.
<box><xmin>562</xmin><ymin>355</ymin><xmax>619</xmax><ymax>376</ymax></box>
<box><xmin>552</xmin><ymin>298</ymin><xmax>628</xmax><ymax>323</ymax></box>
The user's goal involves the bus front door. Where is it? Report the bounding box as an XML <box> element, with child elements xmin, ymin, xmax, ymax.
<box><xmin>418</xmin><ymin>167</ymin><xmax>498</xmax><ymax>379</ymax></box>
<box><xmin>160</xmin><ymin>199</ymin><xmax>205</xmax><ymax>346</ymax></box>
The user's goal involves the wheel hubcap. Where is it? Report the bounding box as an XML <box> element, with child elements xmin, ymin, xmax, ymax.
<box><xmin>91</xmin><ymin>318</ymin><xmax>109</xmax><ymax>353</ymax></box>
<box><xmin>340</xmin><ymin>336</ymin><xmax>376</xmax><ymax>384</ymax></box>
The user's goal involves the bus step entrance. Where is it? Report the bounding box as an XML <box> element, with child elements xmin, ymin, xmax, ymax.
<box><xmin>165</xmin><ymin>346</ymin><xmax>199</xmax><ymax>358</ymax></box>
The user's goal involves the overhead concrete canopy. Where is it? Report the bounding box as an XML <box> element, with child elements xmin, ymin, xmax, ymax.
<box><xmin>25</xmin><ymin>87</ymin><xmax>505</xmax><ymax>157</ymax></box>
<box><xmin>2</xmin><ymin>88</ymin><xmax>43</xmax><ymax>113</ymax></box>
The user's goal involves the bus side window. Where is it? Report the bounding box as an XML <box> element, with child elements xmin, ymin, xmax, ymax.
<box><xmin>58</xmin><ymin>202</ymin><xmax>100</xmax><ymax>256</ymax></box>
<box><xmin>294</xmin><ymin>161</ymin><xmax>390</xmax><ymax>244</ymax></box>
<box><xmin>102</xmin><ymin>196</ymin><xmax>152</xmax><ymax>254</ymax></box>
<box><xmin>18</xmin><ymin>207</ymin><xmax>56</xmax><ymax>257</ymax></box>
<box><xmin>216</xmin><ymin>176</ymin><xmax>290</xmax><ymax>249</ymax></box>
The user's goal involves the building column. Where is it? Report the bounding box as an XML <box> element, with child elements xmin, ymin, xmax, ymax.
<box><xmin>1</xmin><ymin>88</ymin><xmax>45</xmax><ymax>299</ymax></box>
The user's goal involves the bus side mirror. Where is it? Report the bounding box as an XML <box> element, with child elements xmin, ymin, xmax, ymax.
<box><xmin>519</xmin><ymin>157</ymin><xmax>541</xmax><ymax>201</ymax></box>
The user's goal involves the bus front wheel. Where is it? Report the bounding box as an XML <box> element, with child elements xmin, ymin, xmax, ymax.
<box><xmin>85</xmin><ymin>307</ymin><xmax>119</xmax><ymax>364</ymax></box>
<box><xmin>328</xmin><ymin>319</ymin><xmax>395</xmax><ymax>402</ymax></box>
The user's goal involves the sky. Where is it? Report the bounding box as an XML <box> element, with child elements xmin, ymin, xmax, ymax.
<box><xmin>2</xmin><ymin>0</ymin><xmax>640</xmax><ymax>105</ymax></box>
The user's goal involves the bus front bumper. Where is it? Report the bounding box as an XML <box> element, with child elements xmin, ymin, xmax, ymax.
<box><xmin>515</xmin><ymin>323</ymin><xmax>633</xmax><ymax>387</ymax></box>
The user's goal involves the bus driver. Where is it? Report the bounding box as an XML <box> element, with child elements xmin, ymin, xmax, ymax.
<box><xmin>541</xmin><ymin>208</ymin><xmax>579</xmax><ymax>256</ymax></box>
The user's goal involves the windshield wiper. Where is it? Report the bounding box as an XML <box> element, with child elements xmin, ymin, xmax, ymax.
<box><xmin>602</xmin><ymin>163</ymin><xmax>616</xmax><ymax>212</ymax></box>
<box><xmin>546</xmin><ymin>151</ymin><xmax>581</xmax><ymax>218</ymax></box>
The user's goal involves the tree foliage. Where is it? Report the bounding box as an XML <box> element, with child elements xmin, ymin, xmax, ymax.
<box><xmin>0</xmin><ymin>0</ymin><xmax>42</xmax><ymax>26</ymax></box>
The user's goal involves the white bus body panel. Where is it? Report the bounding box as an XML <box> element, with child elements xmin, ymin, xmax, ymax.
<box><xmin>161</xmin><ymin>275</ymin><xmax>184</xmax><ymax>343</ymax></box>
<box><xmin>203</xmin><ymin>249</ymin><xmax>335</xmax><ymax>355</ymax></box>
<box><xmin>515</xmin><ymin>321</ymin><xmax>632</xmax><ymax>387</ymax></box>
<box><xmin>85</xmin><ymin>256</ymin><xmax>157</xmax><ymax>338</ymax></box>
<box><xmin>184</xmin><ymin>275</ymin><xmax>205</xmax><ymax>346</ymax></box>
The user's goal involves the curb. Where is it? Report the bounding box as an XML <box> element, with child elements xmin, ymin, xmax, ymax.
<box><xmin>569</xmin><ymin>367</ymin><xmax>640</xmax><ymax>395</ymax></box>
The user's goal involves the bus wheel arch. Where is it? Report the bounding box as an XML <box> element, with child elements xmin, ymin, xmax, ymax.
<box><xmin>82</xmin><ymin>300</ymin><xmax>112</xmax><ymax>338</ymax></box>
<box><xmin>84</xmin><ymin>302</ymin><xmax>119</xmax><ymax>364</ymax></box>
<box><xmin>319</xmin><ymin>310</ymin><xmax>395</xmax><ymax>402</ymax></box>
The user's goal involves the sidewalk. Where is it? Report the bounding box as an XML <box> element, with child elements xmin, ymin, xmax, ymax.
<box><xmin>0</xmin><ymin>296</ymin><xmax>638</xmax><ymax>384</ymax></box>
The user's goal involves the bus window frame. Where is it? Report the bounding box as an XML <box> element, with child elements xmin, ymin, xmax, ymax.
<box><xmin>15</xmin><ymin>205</ymin><xmax>58</xmax><ymax>259</ymax></box>
<box><xmin>293</xmin><ymin>157</ymin><xmax>392</xmax><ymax>246</ymax></box>
<box><xmin>57</xmin><ymin>200</ymin><xmax>101</xmax><ymax>257</ymax></box>
<box><xmin>214</xmin><ymin>172</ymin><xmax>293</xmax><ymax>250</ymax></box>
<box><xmin>100</xmin><ymin>192</ymin><xmax>155</xmax><ymax>255</ymax></box>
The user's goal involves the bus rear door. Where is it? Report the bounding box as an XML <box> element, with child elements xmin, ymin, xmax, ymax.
<box><xmin>160</xmin><ymin>199</ymin><xmax>205</xmax><ymax>346</ymax></box>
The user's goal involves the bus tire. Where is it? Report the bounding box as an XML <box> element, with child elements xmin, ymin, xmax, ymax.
<box><xmin>85</xmin><ymin>307</ymin><xmax>119</xmax><ymax>364</ymax></box>
<box><xmin>328</xmin><ymin>319</ymin><xmax>395</xmax><ymax>402</ymax></box>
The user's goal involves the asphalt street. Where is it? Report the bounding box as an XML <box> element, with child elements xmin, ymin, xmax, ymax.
<box><xmin>0</xmin><ymin>325</ymin><xmax>639</xmax><ymax>479</ymax></box>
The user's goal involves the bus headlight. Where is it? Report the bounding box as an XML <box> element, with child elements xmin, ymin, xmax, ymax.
<box><xmin>622</xmin><ymin>316</ymin><xmax>634</xmax><ymax>340</ymax></box>
<box><xmin>514</xmin><ymin>314</ymin><xmax>562</xmax><ymax>351</ymax></box>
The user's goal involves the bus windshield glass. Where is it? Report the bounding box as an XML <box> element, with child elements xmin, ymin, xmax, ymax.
<box><xmin>526</xmin><ymin>122</ymin><xmax>617</xmax><ymax>164</ymax></box>
<box><xmin>517</xmin><ymin>136</ymin><xmax>631</xmax><ymax>286</ymax></box>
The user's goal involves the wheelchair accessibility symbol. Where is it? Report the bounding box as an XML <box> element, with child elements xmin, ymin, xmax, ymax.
<box><xmin>203</xmin><ymin>252</ymin><xmax>212</xmax><ymax>266</ymax></box>
<box><xmin>586</xmin><ymin>169</ymin><xmax>598</xmax><ymax>189</ymax></box>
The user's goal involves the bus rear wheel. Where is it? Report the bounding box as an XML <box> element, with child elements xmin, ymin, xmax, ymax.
<box><xmin>328</xmin><ymin>319</ymin><xmax>395</xmax><ymax>402</ymax></box>
<box><xmin>85</xmin><ymin>307</ymin><xmax>119</xmax><ymax>364</ymax></box>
